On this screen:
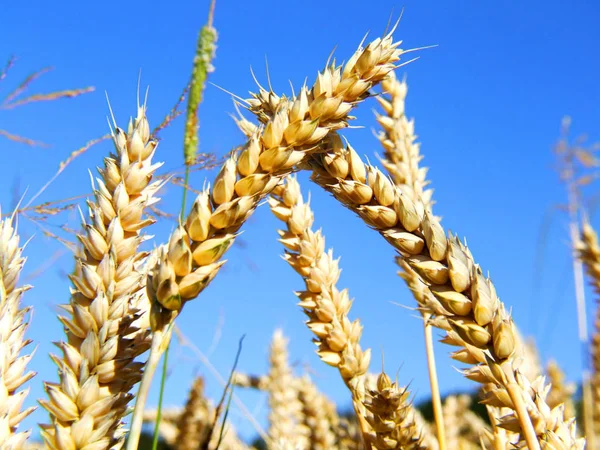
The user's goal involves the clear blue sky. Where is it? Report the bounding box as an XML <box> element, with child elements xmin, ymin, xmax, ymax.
<box><xmin>2</xmin><ymin>0</ymin><xmax>600</xmax><ymax>443</ymax></box>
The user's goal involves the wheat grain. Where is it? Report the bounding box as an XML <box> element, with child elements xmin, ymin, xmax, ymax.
<box><xmin>309</xmin><ymin>134</ymin><xmax>582</xmax><ymax>449</ymax></box>
<box><xmin>0</xmin><ymin>209</ymin><xmax>35</xmax><ymax>449</ymax></box>
<box><xmin>39</xmin><ymin>101</ymin><xmax>162</xmax><ymax>449</ymax></box>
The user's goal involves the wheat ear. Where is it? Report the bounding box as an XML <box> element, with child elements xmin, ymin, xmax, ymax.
<box><xmin>173</xmin><ymin>376</ymin><xmax>211</xmax><ymax>450</ymax></box>
<box><xmin>375</xmin><ymin>72</ymin><xmax>445</xmax><ymax>450</ymax></box>
<box><xmin>545</xmin><ymin>360</ymin><xmax>576</xmax><ymax>422</ymax></box>
<box><xmin>309</xmin><ymin>135</ymin><xmax>583</xmax><ymax>449</ymax></box>
<box><xmin>143</xmin><ymin>404</ymin><xmax>249</xmax><ymax>450</ymax></box>
<box><xmin>39</xmin><ymin>101</ymin><xmax>162</xmax><ymax>449</ymax></box>
<box><xmin>576</xmin><ymin>220</ymin><xmax>600</xmax><ymax>442</ymax></box>
<box><xmin>296</xmin><ymin>375</ymin><xmax>339</xmax><ymax>450</ymax></box>
<box><xmin>267</xmin><ymin>329</ymin><xmax>309</xmax><ymax>449</ymax></box>
<box><xmin>269</xmin><ymin>176</ymin><xmax>431</xmax><ymax>450</ymax></box>
<box><xmin>0</xmin><ymin>209</ymin><xmax>35</xmax><ymax>449</ymax></box>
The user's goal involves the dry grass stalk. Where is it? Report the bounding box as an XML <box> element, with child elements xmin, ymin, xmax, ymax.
<box><xmin>39</xmin><ymin>102</ymin><xmax>162</xmax><ymax>449</ymax></box>
<box><xmin>576</xmin><ymin>220</ymin><xmax>600</xmax><ymax>443</ymax></box>
<box><xmin>0</xmin><ymin>209</ymin><xmax>35</xmax><ymax>449</ymax></box>
<box><xmin>267</xmin><ymin>329</ymin><xmax>310</xmax><ymax>449</ymax></box>
<box><xmin>174</xmin><ymin>376</ymin><xmax>211</xmax><ymax>450</ymax></box>
<box><xmin>0</xmin><ymin>58</ymin><xmax>93</xmax><ymax>147</ymax></box>
<box><xmin>375</xmin><ymin>72</ymin><xmax>445</xmax><ymax>449</ymax></box>
<box><xmin>297</xmin><ymin>375</ymin><xmax>337</xmax><ymax>450</ymax></box>
<box><xmin>545</xmin><ymin>361</ymin><xmax>576</xmax><ymax>422</ymax></box>
<box><xmin>309</xmin><ymin>134</ymin><xmax>582</xmax><ymax>449</ymax></box>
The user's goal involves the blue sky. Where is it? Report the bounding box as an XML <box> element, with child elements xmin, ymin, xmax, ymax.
<box><xmin>1</xmin><ymin>0</ymin><xmax>600</xmax><ymax>443</ymax></box>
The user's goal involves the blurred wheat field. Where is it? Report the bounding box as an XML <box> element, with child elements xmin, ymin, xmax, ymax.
<box><xmin>1</xmin><ymin>1</ymin><xmax>600</xmax><ymax>449</ymax></box>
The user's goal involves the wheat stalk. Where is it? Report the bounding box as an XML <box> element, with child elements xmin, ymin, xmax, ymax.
<box><xmin>39</xmin><ymin>100</ymin><xmax>162</xmax><ymax>449</ymax></box>
<box><xmin>308</xmin><ymin>134</ymin><xmax>583</xmax><ymax>449</ymax></box>
<box><xmin>0</xmin><ymin>209</ymin><xmax>35</xmax><ymax>449</ymax></box>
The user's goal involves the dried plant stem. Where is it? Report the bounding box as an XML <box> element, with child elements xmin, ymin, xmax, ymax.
<box><xmin>423</xmin><ymin>314</ymin><xmax>445</xmax><ymax>450</ymax></box>
<box><xmin>309</xmin><ymin>135</ymin><xmax>582</xmax><ymax>448</ymax></box>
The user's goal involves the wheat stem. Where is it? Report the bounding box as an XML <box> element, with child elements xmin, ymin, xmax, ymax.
<box><xmin>423</xmin><ymin>314</ymin><xmax>445</xmax><ymax>450</ymax></box>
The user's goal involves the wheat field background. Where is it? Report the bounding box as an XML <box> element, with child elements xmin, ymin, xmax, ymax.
<box><xmin>1</xmin><ymin>0</ymin><xmax>599</xmax><ymax>448</ymax></box>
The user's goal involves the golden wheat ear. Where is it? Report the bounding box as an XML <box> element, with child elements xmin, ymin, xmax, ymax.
<box><xmin>0</xmin><ymin>208</ymin><xmax>36</xmax><ymax>449</ymax></box>
<box><xmin>308</xmin><ymin>135</ymin><xmax>583</xmax><ymax>450</ymax></box>
<box><xmin>38</xmin><ymin>102</ymin><xmax>163</xmax><ymax>449</ymax></box>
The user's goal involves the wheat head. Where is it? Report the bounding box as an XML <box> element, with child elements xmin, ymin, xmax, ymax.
<box><xmin>0</xmin><ymin>209</ymin><xmax>35</xmax><ymax>449</ymax></box>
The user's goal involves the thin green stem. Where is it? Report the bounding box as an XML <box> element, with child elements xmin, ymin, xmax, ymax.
<box><xmin>180</xmin><ymin>167</ymin><xmax>191</xmax><ymax>222</ymax></box>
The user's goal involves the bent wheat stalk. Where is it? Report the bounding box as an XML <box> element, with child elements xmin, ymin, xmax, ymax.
<box><xmin>309</xmin><ymin>134</ymin><xmax>582</xmax><ymax>449</ymax></box>
<box><xmin>39</xmin><ymin>101</ymin><xmax>162</xmax><ymax>449</ymax></box>
<box><xmin>0</xmin><ymin>209</ymin><xmax>36</xmax><ymax>449</ymax></box>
